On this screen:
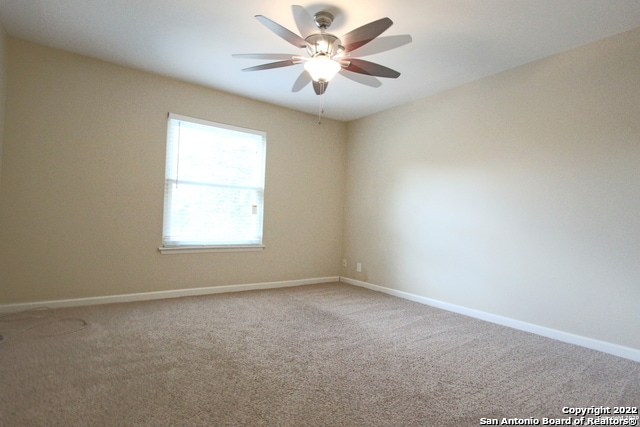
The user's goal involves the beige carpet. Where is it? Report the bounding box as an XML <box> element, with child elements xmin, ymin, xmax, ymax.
<box><xmin>1</xmin><ymin>282</ymin><xmax>639</xmax><ymax>426</ymax></box>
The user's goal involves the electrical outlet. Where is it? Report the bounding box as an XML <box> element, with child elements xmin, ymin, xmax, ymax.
<box><xmin>356</xmin><ymin>262</ymin><xmax>362</xmax><ymax>273</ymax></box>
<box><xmin>342</xmin><ymin>258</ymin><xmax>347</xmax><ymax>267</ymax></box>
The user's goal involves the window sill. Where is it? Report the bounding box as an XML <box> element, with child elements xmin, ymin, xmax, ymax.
<box><xmin>159</xmin><ymin>245</ymin><xmax>265</xmax><ymax>255</ymax></box>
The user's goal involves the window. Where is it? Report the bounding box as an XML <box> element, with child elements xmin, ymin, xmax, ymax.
<box><xmin>160</xmin><ymin>113</ymin><xmax>266</xmax><ymax>254</ymax></box>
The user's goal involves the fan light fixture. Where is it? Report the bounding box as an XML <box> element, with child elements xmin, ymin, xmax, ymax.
<box><xmin>233</xmin><ymin>5</ymin><xmax>410</xmax><ymax>120</ymax></box>
<box><xmin>234</xmin><ymin>8</ymin><xmax>406</xmax><ymax>95</ymax></box>
<box><xmin>304</xmin><ymin>55</ymin><xmax>341</xmax><ymax>82</ymax></box>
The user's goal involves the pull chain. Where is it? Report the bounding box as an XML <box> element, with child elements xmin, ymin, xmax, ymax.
<box><xmin>318</xmin><ymin>81</ymin><xmax>326</xmax><ymax>125</ymax></box>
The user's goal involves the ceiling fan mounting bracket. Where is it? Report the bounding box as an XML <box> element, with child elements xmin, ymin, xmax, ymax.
<box><xmin>313</xmin><ymin>11</ymin><xmax>334</xmax><ymax>30</ymax></box>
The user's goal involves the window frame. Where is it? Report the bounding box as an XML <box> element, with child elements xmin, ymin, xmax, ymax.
<box><xmin>159</xmin><ymin>113</ymin><xmax>267</xmax><ymax>255</ymax></box>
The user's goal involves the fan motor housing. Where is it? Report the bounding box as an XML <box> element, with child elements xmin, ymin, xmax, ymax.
<box><xmin>305</xmin><ymin>33</ymin><xmax>343</xmax><ymax>58</ymax></box>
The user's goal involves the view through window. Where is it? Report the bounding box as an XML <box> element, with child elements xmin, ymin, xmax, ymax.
<box><xmin>161</xmin><ymin>113</ymin><xmax>266</xmax><ymax>252</ymax></box>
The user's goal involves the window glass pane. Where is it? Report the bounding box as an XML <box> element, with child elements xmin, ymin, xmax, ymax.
<box><xmin>164</xmin><ymin>182</ymin><xmax>263</xmax><ymax>245</ymax></box>
<box><xmin>162</xmin><ymin>114</ymin><xmax>266</xmax><ymax>248</ymax></box>
<box><xmin>173</xmin><ymin>122</ymin><xmax>263</xmax><ymax>188</ymax></box>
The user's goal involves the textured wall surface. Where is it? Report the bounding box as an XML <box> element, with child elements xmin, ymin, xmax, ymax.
<box><xmin>344</xmin><ymin>28</ymin><xmax>640</xmax><ymax>349</ymax></box>
<box><xmin>0</xmin><ymin>39</ymin><xmax>346</xmax><ymax>303</ymax></box>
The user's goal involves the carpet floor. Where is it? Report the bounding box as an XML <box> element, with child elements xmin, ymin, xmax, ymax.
<box><xmin>1</xmin><ymin>282</ymin><xmax>639</xmax><ymax>426</ymax></box>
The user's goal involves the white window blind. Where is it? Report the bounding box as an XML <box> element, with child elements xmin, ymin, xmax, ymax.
<box><xmin>162</xmin><ymin>113</ymin><xmax>266</xmax><ymax>251</ymax></box>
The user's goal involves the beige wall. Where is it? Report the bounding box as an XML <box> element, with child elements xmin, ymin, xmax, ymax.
<box><xmin>0</xmin><ymin>39</ymin><xmax>346</xmax><ymax>303</ymax></box>
<box><xmin>344</xmin><ymin>27</ymin><xmax>640</xmax><ymax>350</ymax></box>
<box><xmin>0</xmin><ymin>25</ymin><xmax>6</xmax><ymax>195</ymax></box>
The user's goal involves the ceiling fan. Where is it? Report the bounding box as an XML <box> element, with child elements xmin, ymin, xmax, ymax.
<box><xmin>233</xmin><ymin>5</ymin><xmax>411</xmax><ymax>96</ymax></box>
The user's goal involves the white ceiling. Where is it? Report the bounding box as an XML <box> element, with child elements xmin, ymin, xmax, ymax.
<box><xmin>1</xmin><ymin>0</ymin><xmax>640</xmax><ymax>121</ymax></box>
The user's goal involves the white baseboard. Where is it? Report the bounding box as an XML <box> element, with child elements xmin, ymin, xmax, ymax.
<box><xmin>340</xmin><ymin>276</ymin><xmax>640</xmax><ymax>363</ymax></box>
<box><xmin>0</xmin><ymin>276</ymin><xmax>340</xmax><ymax>313</ymax></box>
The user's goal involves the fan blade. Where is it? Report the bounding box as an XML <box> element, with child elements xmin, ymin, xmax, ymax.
<box><xmin>339</xmin><ymin>69</ymin><xmax>382</xmax><ymax>88</ymax></box>
<box><xmin>233</xmin><ymin>53</ymin><xmax>297</xmax><ymax>60</ymax></box>
<box><xmin>312</xmin><ymin>80</ymin><xmax>328</xmax><ymax>95</ymax></box>
<box><xmin>292</xmin><ymin>71</ymin><xmax>311</xmax><ymax>92</ymax></box>
<box><xmin>341</xmin><ymin>17</ymin><xmax>393</xmax><ymax>53</ymax></box>
<box><xmin>348</xmin><ymin>34</ymin><xmax>412</xmax><ymax>57</ymax></box>
<box><xmin>292</xmin><ymin>5</ymin><xmax>316</xmax><ymax>38</ymax></box>
<box><xmin>343</xmin><ymin>58</ymin><xmax>400</xmax><ymax>78</ymax></box>
<box><xmin>241</xmin><ymin>60</ymin><xmax>298</xmax><ymax>72</ymax></box>
<box><xmin>255</xmin><ymin>15</ymin><xmax>307</xmax><ymax>49</ymax></box>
